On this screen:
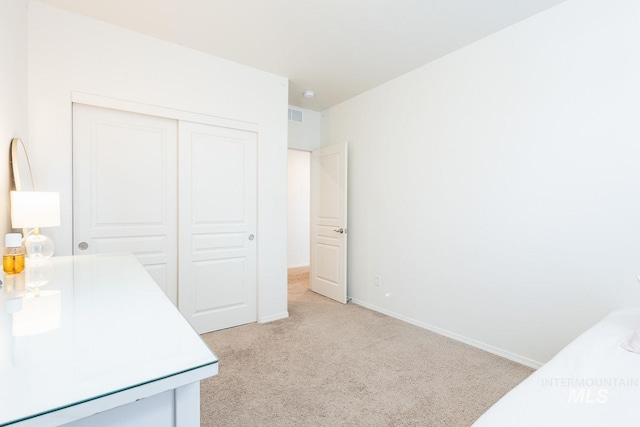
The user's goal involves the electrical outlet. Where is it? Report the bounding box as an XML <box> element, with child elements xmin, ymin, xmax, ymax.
<box><xmin>374</xmin><ymin>275</ymin><xmax>381</xmax><ymax>287</ymax></box>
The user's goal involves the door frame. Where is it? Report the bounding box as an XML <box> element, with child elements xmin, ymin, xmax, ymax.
<box><xmin>286</xmin><ymin>143</ymin><xmax>349</xmax><ymax>303</ymax></box>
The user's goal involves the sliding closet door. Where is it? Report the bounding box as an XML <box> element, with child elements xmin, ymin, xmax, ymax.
<box><xmin>178</xmin><ymin>122</ymin><xmax>257</xmax><ymax>333</ymax></box>
<box><xmin>73</xmin><ymin>104</ymin><xmax>179</xmax><ymax>304</ymax></box>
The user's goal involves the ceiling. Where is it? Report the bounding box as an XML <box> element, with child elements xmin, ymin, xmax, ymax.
<box><xmin>36</xmin><ymin>0</ymin><xmax>568</xmax><ymax>111</ymax></box>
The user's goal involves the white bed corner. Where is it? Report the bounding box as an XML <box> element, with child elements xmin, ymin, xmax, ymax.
<box><xmin>473</xmin><ymin>308</ymin><xmax>640</xmax><ymax>427</ymax></box>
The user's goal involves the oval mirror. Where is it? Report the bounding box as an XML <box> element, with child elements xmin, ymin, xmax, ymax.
<box><xmin>11</xmin><ymin>138</ymin><xmax>34</xmax><ymax>192</ymax></box>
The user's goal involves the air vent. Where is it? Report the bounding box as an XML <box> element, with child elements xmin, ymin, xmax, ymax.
<box><xmin>288</xmin><ymin>107</ymin><xmax>303</xmax><ymax>123</ymax></box>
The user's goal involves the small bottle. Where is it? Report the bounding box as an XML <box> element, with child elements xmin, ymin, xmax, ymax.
<box><xmin>3</xmin><ymin>233</ymin><xmax>25</xmax><ymax>275</ymax></box>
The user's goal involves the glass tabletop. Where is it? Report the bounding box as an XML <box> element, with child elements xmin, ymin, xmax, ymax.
<box><xmin>0</xmin><ymin>253</ymin><xmax>218</xmax><ymax>426</ymax></box>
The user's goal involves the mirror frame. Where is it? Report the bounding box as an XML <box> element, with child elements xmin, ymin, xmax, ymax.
<box><xmin>10</xmin><ymin>138</ymin><xmax>35</xmax><ymax>238</ymax></box>
<box><xmin>10</xmin><ymin>138</ymin><xmax>34</xmax><ymax>192</ymax></box>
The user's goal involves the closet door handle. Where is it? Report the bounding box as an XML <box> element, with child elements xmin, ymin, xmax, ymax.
<box><xmin>248</xmin><ymin>234</ymin><xmax>255</xmax><ymax>241</ymax></box>
<box><xmin>78</xmin><ymin>242</ymin><xmax>89</xmax><ymax>250</ymax></box>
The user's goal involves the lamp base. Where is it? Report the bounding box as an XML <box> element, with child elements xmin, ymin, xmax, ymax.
<box><xmin>24</xmin><ymin>233</ymin><xmax>55</xmax><ymax>260</ymax></box>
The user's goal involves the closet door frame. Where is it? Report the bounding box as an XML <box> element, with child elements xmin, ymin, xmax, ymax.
<box><xmin>71</xmin><ymin>92</ymin><xmax>260</xmax><ymax>328</ymax></box>
<box><xmin>72</xmin><ymin>93</ymin><xmax>258</xmax><ymax>134</ymax></box>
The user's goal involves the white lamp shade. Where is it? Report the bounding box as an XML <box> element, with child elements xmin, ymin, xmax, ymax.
<box><xmin>11</xmin><ymin>191</ymin><xmax>61</xmax><ymax>229</ymax></box>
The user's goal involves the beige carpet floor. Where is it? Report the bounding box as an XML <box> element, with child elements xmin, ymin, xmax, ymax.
<box><xmin>200</xmin><ymin>268</ymin><xmax>532</xmax><ymax>426</ymax></box>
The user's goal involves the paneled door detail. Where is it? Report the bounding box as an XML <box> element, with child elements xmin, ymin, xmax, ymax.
<box><xmin>178</xmin><ymin>122</ymin><xmax>257</xmax><ymax>333</ymax></box>
<box><xmin>310</xmin><ymin>142</ymin><xmax>348</xmax><ymax>303</ymax></box>
<box><xmin>72</xmin><ymin>104</ymin><xmax>178</xmax><ymax>304</ymax></box>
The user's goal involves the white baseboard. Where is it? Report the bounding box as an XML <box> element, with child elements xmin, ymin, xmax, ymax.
<box><xmin>259</xmin><ymin>311</ymin><xmax>289</xmax><ymax>324</ymax></box>
<box><xmin>287</xmin><ymin>263</ymin><xmax>310</xmax><ymax>269</ymax></box>
<box><xmin>349</xmin><ymin>297</ymin><xmax>543</xmax><ymax>369</ymax></box>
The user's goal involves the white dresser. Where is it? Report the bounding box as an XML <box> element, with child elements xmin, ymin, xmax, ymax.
<box><xmin>0</xmin><ymin>253</ymin><xmax>218</xmax><ymax>426</ymax></box>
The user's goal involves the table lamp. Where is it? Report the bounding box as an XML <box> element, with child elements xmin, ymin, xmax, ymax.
<box><xmin>10</xmin><ymin>191</ymin><xmax>61</xmax><ymax>260</ymax></box>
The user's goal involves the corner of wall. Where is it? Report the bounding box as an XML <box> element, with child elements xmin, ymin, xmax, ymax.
<box><xmin>0</xmin><ymin>0</ymin><xmax>29</xmax><ymax>237</ymax></box>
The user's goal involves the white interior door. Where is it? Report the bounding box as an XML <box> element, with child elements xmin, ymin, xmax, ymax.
<box><xmin>72</xmin><ymin>104</ymin><xmax>178</xmax><ymax>304</ymax></box>
<box><xmin>310</xmin><ymin>142</ymin><xmax>348</xmax><ymax>303</ymax></box>
<box><xmin>178</xmin><ymin>121</ymin><xmax>257</xmax><ymax>333</ymax></box>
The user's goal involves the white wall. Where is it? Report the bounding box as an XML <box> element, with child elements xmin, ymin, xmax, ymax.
<box><xmin>287</xmin><ymin>149</ymin><xmax>310</xmax><ymax>268</ymax></box>
<box><xmin>27</xmin><ymin>1</ymin><xmax>288</xmax><ymax>323</ymax></box>
<box><xmin>323</xmin><ymin>0</ymin><xmax>640</xmax><ymax>365</ymax></box>
<box><xmin>0</xmin><ymin>0</ymin><xmax>28</xmax><ymax>236</ymax></box>
<box><xmin>288</xmin><ymin>106</ymin><xmax>323</xmax><ymax>151</ymax></box>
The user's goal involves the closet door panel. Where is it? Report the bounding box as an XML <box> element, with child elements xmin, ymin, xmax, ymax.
<box><xmin>179</xmin><ymin>122</ymin><xmax>257</xmax><ymax>333</ymax></box>
<box><xmin>72</xmin><ymin>104</ymin><xmax>178</xmax><ymax>305</ymax></box>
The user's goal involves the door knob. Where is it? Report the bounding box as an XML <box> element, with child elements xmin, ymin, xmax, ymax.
<box><xmin>78</xmin><ymin>242</ymin><xmax>89</xmax><ymax>250</ymax></box>
<box><xmin>248</xmin><ymin>234</ymin><xmax>255</xmax><ymax>241</ymax></box>
<box><xmin>333</xmin><ymin>228</ymin><xmax>344</xmax><ymax>234</ymax></box>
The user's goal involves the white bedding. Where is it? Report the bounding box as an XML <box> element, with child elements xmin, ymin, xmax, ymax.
<box><xmin>473</xmin><ymin>308</ymin><xmax>640</xmax><ymax>427</ymax></box>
